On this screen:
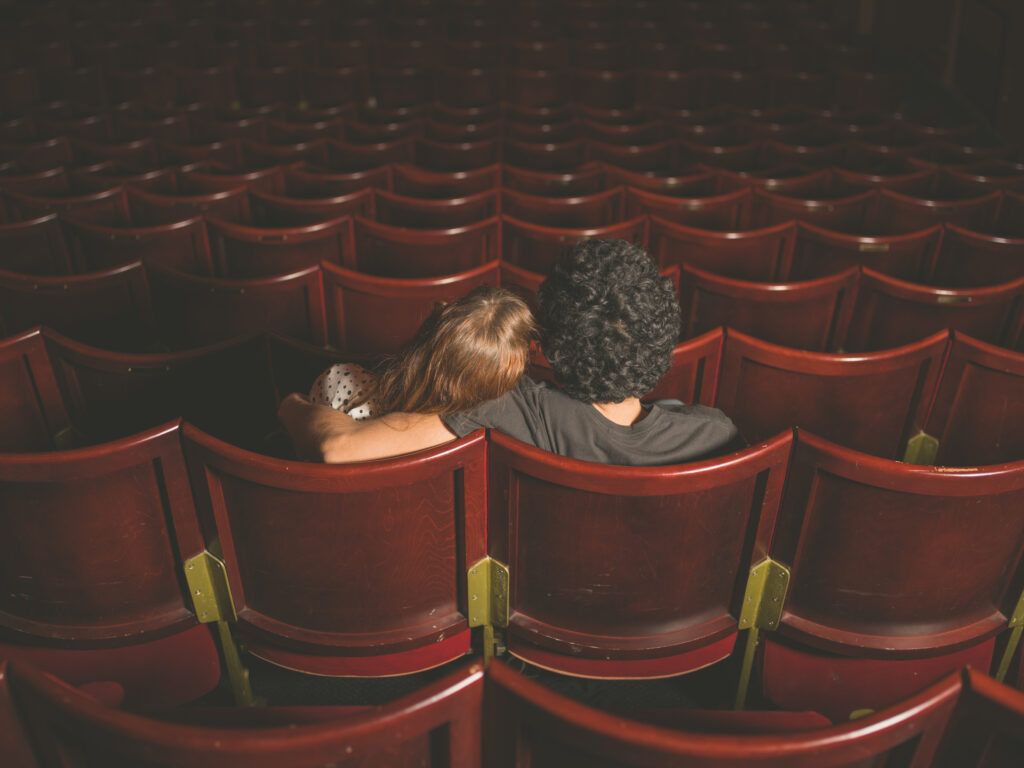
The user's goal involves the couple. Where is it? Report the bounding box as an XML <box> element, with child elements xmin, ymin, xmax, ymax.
<box><xmin>280</xmin><ymin>239</ymin><xmax>741</xmax><ymax>466</ymax></box>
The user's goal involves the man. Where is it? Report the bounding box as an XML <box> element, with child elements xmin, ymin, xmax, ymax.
<box><xmin>279</xmin><ymin>239</ymin><xmax>741</xmax><ymax>465</ymax></box>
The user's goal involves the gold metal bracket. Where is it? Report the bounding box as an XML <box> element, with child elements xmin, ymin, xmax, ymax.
<box><xmin>738</xmin><ymin>558</ymin><xmax>790</xmax><ymax>632</ymax></box>
<box><xmin>995</xmin><ymin>587</ymin><xmax>1024</xmax><ymax>682</ymax></box>
<box><xmin>903</xmin><ymin>432</ymin><xmax>939</xmax><ymax>465</ymax></box>
<box><xmin>185</xmin><ymin>551</ymin><xmax>253</xmax><ymax>706</ymax></box>
<box><xmin>468</xmin><ymin>557</ymin><xmax>509</xmax><ymax>665</ymax></box>
<box><xmin>184</xmin><ymin>551</ymin><xmax>237</xmax><ymax>624</ymax></box>
<box><xmin>467</xmin><ymin>556</ymin><xmax>509</xmax><ymax>629</ymax></box>
<box><xmin>735</xmin><ymin>558</ymin><xmax>791</xmax><ymax>710</ymax></box>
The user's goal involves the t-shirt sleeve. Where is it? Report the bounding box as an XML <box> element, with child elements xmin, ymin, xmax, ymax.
<box><xmin>440</xmin><ymin>379</ymin><xmax>545</xmax><ymax>444</ymax></box>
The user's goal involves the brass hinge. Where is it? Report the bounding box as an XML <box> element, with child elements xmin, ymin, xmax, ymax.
<box><xmin>995</xmin><ymin>586</ymin><xmax>1024</xmax><ymax>682</ymax></box>
<box><xmin>184</xmin><ymin>551</ymin><xmax>237</xmax><ymax>624</ymax></box>
<box><xmin>467</xmin><ymin>556</ymin><xmax>509</xmax><ymax>629</ymax></box>
<box><xmin>903</xmin><ymin>432</ymin><xmax>939</xmax><ymax>465</ymax></box>
<box><xmin>738</xmin><ymin>557</ymin><xmax>790</xmax><ymax>632</ymax></box>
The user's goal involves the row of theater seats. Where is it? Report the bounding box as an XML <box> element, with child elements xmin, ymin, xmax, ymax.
<box><xmin>3</xmin><ymin>249</ymin><xmax>1022</xmax><ymax>355</ymax></box>
<box><xmin>2</xmin><ymin>660</ymin><xmax>1022</xmax><ymax>767</ymax></box>
<box><xmin>1</xmin><ymin>63</ymin><xmax>912</xmax><ymax>114</ymax></box>
<box><xmin>1</xmin><ymin>419</ymin><xmax>1022</xmax><ymax>721</ymax></box>
<box><xmin>5</xmin><ymin>321</ymin><xmax>1021</xmax><ymax>465</ymax></box>
<box><xmin>3</xmin><ymin>185</ymin><xmax>1023</xmax><ymax>287</ymax></box>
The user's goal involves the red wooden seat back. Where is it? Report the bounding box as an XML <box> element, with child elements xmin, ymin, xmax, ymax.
<box><xmin>486</xmin><ymin>430</ymin><xmax>792</xmax><ymax>678</ymax></box>
<box><xmin>6</xmin><ymin>659</ymin><xmax>483</xmax><ymax>767</ymax></box>
<box><xmin>923</xmin><ymin>333</ymin><xmax>1024</xmax><ymax>466</ymax></box>
<box><xmin>934</xmin><ymin>668</ymin><xmax>1024</xmax><ymax>768</ymax></box>
<box><xmin>0</xmin><ymin>328</ymin><xmax>69</xmax><ymax>452</ymax></box>
<box><xmin>414</xmin><ymin>136</ymin><xmax>502</xmax><ymax>171</ymax></box>
<box><xmin>351</xmin><ymin>214</ymin><xmax>499</xmax><ymax>278</ymax></box>
<box><xmin>284</xmin><ymin>164</ymin><xmax>392</xmax><ymax>197</ymax></box>
<box><xmin>0</xmin><ymin>422</ymin><xmax>221</xmax><ymax>709</ymax></box>
<box><xmin>128</xmin><ymin>186</ymin><xmax>252</xmax><ymax>225</ymax></box>
<box><xmin>0</xmin><ymin>261</ymin><xmax>156</xmax><ymax>351</ymax></box>
<box><xmin>373</xmin><ymin>187</ymin><xmax>500</xmax><ymax>228</ymax></box>
<box><xmin>716</xmin><ymin>330</ymin><xmax>947</xmax><ymax>459</ymax></box>
<box><xmin>501</xmin><ymin>185</ymin><xmax>623</xmax><ymax>227</ymax></box>
<box><xmin>4</xmin><ymin>187</ymin><xmax>130</xmax><ymax>226</ymax></box>
<box><xmin>0</xmin><ymin>214</ymin><xmax>71</xmax><ymax>275</ymax></box>
<box><xmin>875</xmin><ymin>188</ymin><xmax>1003</xmax><ymax>234</ymax></box>
<box><xmin>182</xmin><ymin>425</ymin><xmax>487</xmax><ymax>676</ymax></box>
<box><xmin>62</xmin><ymin>216</ymin><xmax>213</xmax><ymax>275</ymax></box>
<box><xmin>760</xmin><ymin>430</ymin><xmax>1024</xmax><ymax>719</ymax></box>
<box><xmin>601</xmin><ymin>165</ymin><xmax>718</xmax><ymax>196</ymax></box>
<box><xmin>204</xmin><ymin>216</ymin><xmax>354</xmax><ymax>278</ymax></box>
<box><xmin>247</xmin><ymin>186</ymin><xmax>373</xmax><ymax>226</ymax></box>
<box><xmin>625</xmin><ymin>186</ymin><xmax>750</xmax><ymax>230</ymax></box>
<box><xmin>680</xmin><ymin>266</ymin><xmax>858</xmax><ymax>352</ymax></box>
<box><xmin>42</xmin><ymin>330</ymin><xmax>278</xmax><ymax>452</ymax></box>
<box><xmin>502</xmin><ymin>163</ymin><xmax>606</xmax><ymax>197</ymax></box>
<box><xmin>933</xmin><ymin>225</ymin><xmax>1024</xmax><ymax>288</ymax></box>
<box><xmin>486</xmin><ymin>660</ymin><xmax>962</xmax><ymax>768</ymax></box>
<box><xmin>322</xmin><ymin>259</ymin><xmax>500</xmax><ymax>353</ymax></box>
<box><xmin>391</xmin><ymin>162</ymin><xmax>500</xmax><ymax>198</ymax></box>
<box><xmin>844</xmin><ymin>268</ymin><xmax>1024</xmax><ymax>352</ymax></box>
<box><xmin>649</xmin><ymin>217</ymin><xmax>796</xmax><ymax>281</ymax></box>
<box><xmin>147</xmin><ymin>262</ymin><xmax>327</xmax><ymax>349</ymax></box>
<box><xmin>791</xmin><ymin>221</ymin><xmax>942</xmax><ymax>281</ymax></box>
<box><xmin>501</xmin><ymin>214</ymin><xmax>647</xmax><ymax>275</ymax></box>
<box><xmin>752</xmin><ymin>188</ymin><xmax>877</xmax><ymax>232</ymax></box>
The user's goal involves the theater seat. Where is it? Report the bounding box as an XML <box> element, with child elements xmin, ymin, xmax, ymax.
<box><xmin>0</xmin><ymin>422</ymin><xmax>221</xmax><ymax>711</ymax></box>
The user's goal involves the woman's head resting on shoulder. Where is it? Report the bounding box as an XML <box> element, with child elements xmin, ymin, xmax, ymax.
<box><xmin>355</xmin><ymin>285</ymin><xmax>536</xmax><ymax>416</ymax></box>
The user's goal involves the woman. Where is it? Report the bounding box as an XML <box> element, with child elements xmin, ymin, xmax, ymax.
<box><xmin>292</xmin><ymin>285</ymin><xmax>535</xmax><ymax>459</ymax></box>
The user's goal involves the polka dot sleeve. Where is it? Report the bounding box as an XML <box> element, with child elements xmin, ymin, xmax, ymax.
<box><xmin>309</xmin><ymin>363</ymin><xmax>377</xmax><ymax>421</ymax></box>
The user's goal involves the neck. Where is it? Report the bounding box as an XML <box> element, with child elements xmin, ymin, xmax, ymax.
<box><xmin>592</xmin><ymin>398</ymin><xmax>644</xmax><ymax>426</ymax></box>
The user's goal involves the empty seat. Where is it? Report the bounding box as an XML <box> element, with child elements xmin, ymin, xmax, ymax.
<box><xmin>0</xmin><ymin>166</ymin><xmax>70</xmax><ymax>197</ymax></box>
<box><xmin>602</xmin><ymin>165</ymin><xmax>719</xmax><ymax>196</ymax></box>
<box><xmin>204</xmin><ymin>216</ymin><xmax>353</xmax><ymax>278</ymax></box>
<box><xmin>391</xmin><ymin>162</ymin><xmax>500</xmax><ymax>198</ymax></box>
<box><xmin>486</xmin><ymin>660</ymin><xmax>962</xmax><ymax>767</ymax></box>
<box><xmin>0</xmin><ymin>137</ymin><xmax>73</xmax><ymax>172</ymax></box>
<box><xmin>571</xmin><ymin>69</ymin><xmax>635</xmax><ymax>109</ymax></box>
<box><xmin>874</xmin><ymin>188</ymin><xmax>1003</xmax><ymax>234</ymax></box>
<box><xmin>373</xmin><ymin>188</ymin><xmax>500</xmax><ymax>228</ymax></box>
<box><xmin>284</xmin><ymin>163</ymin><xmax>392</xmax><ymax>196</ymax></box>
<box><xmin>504</xmin><ymin>69</ymin><xmax>571</xmax><ymax>108</ymax></box>
<box><xmin>325</xmin><ymin>137</ymin><xmax>415</xmax><ymax>171</ymax></box>
<box><xmin>681</xmin><ymin>266</ymin><xmax>858</xmax><ymax>351</ymax></box>
<box><xmin>636</xmin><ymin>69</ymin><xmax>705</xmax><ymax>111</ymax></box>
<box><xmin>0</xmin><ymin>327</ymin><xmax>69</xmax><ymax>452</ymax></box>
<box><xmin>178</xmin><ymin>165</ymin><xmax>285</xmax><ymax>196</ymax></box>
<box><xmin>505</xmin><ymin>118</ymin><xmax>580</xmax><ymax>144</ymax></box>
<box><xmin>352</xmin><ymin>215</ymin><xmax>500</xmax><ymax>278</ymax></box>
<box><xmin>530</xmin><ymin>328</ymin><xmax>724</xmax><ymax>407</ymax></box>
<box><xmin>322</xmin><ymin>259</ymin><xmax>500</xmax><ymax>353</ymax></box>
<box><xmin>935</xmin><ymin>668</ymin><xmax>1024</xmax><ymax>767</ymax></box>
<box><xmin>147</xmin><ymin>262</ymin><xmax>327</xmax><ymax>349</ymax></box>
<box><xmin>61</xmin><ymin>216</ymin><xmax>213</xmax><ymax>275</ymax></box>
<box><xmin>790</xmin><ymin>221</ymin><xmax>942</xmax><ymax>281</ymax></box>
<box><xmin>718</xmin><ymin>167</ymin><xmax>833</xmax><ymax>197</ymax></box>
<box><xmin>919</xmin><ymin>333</ymin><xmax>1024</xmax><ymax>466</ymax></box>
<box><xmin>844</xmin><ymin>268</ymin><xmax>1024</xmax><ymax>352</ymax></box>
<box><xmin>715</xmin><ymin>330</ymin><xmax>947</xmax><ymax>459</ymax></box>
<box><xmin>42</xmin><ymin>330</ymin><xmax>278</xmax><ymax>452</ymax></box>
<box><xmin>0</xmin><ymin>214</ymin><xmax>71</xmax><ymax>275</ymax></box>
<box><xmin>0</xmin><ymin>261</ymin><xmax>155</xmax><ymax>351</ymax></box>
<box><xmin>584</xmin><ymin>138</ymin><xmax>677</xmax><ymax>172</ymax></box>
<box><xmin>503</xmin><ymin>138</ymin><xmax>587</xmax><ymax>172</ymax></box>
<box><xmin>5</xmin><ymin>658</ymin><xmax>483</xmax><ymax>766</ymax></box>
<box><xmin>648</xmin><ymin>217</ymin><xmax>796</xmax><ymax>281</ymax></box>
<box><xmin>485</xmin><ymin>429</ymin><xmax>792</xmax><ymax>677</ymax></box>
<box><xmin>932</xmin><ymin>224</ymin><xmax>1024</xmax><ymax>287</ymax></box>
<box><xmin>502</xmin><ymin>164</ymin><xmax>606</xmax><ymax>197</ymax></box>
<box><xmin>0</xmin><ymin>422</ymin><xmax>221</xmax><ymax>710</ymax></box>
<box><xmin>501</xmin><ymin>215</ymin><xmax>648</xmax><ymax>275</ymax></box>
<box><xmin>756</xmin><ymin>430</ymin><xmax>1024</xmax><ymax>720</ymax></box>
<box><xmin>128</xmin><ymin>187</ymin><xmax>251</xmax><ymax>225</ymax></box>
<box><xmin>500</xmin><ymin>186</ymin><xmax>623</xmax><ymax>228</ymax></box>
<box><xmin>752</xmin><ymin>188</ymin><xmax>877</xmax><ymax>232</ymax></box>
<box><xmin>249</xmin><ymin>187</ymin><xmax>374</xmax><ymax>227</ymax></box>
<box><xmin>4</xmin><ymin>187</ymin><xmax>130</xmax><ymax>226</ymax></box>
<box><xmin>182</xmin><ymin>423</ymin><xmax>488</xmax><ymax>677</ymax></box>
<box><xmin>625</xmin><ymin>187</ymin><xmax>751</xmax><ymax>230</ymax></box>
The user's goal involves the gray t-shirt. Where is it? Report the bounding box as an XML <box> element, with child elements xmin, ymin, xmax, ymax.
<box><xmin>442</xmin><ymin>377</ymin><xmax>743</xmax><ymax>466</ymax></box>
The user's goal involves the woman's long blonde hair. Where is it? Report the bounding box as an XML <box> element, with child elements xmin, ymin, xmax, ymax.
<box><xmin>351</xmin><ymin>285</ymin><xmax>536</xmax><ymax>416</ymax></box>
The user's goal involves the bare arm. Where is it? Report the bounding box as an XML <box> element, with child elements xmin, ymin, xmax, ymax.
<box><xmin>277</xmin><ymin>394</ymin><xmax>457</xmax><ymax>463</ymax></box>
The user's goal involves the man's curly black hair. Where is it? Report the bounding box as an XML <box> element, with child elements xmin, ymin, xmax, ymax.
<box><xmin>536</xmin><ymin>239</ymin><xmax>680</xmax><ymax>403</ymax></box>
